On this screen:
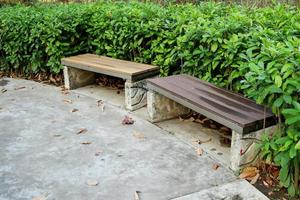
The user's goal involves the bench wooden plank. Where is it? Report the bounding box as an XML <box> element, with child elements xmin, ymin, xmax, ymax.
<box><xmin>147</xmin><ymin>75</ymin><xmax>276</xmax><ymax>134</ymax></box>
<box><xmin>62</xmin><ymin>54</ymin><xmax>159</xmax><ymax>81</ymax></box>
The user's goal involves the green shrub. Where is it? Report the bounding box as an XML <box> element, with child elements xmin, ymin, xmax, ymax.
<box><xmin>0</xmin><ymin>2</ymin><xmax>299</xmax><ymax>196</ymax></box>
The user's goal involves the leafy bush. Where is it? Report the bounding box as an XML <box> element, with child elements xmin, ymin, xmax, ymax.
<box><xmin>0</xmin><ymin>2</ymin><xmax>299</xmax><ymax>196</ymax></box>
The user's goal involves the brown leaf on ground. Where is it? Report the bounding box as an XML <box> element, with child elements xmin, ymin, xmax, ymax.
<box><xmin>194</xmin><ymin>138</ymin><xmax>212</xmax><ymax>145</ymax></box>
<box><xmin>196</xmin><ymin>147</ymin><xmax>203</xmax><ymax>156</ymax></box>
<box><xmin>63</xmin><ymin>99</ymin><xmax>72</xmax><ymax>104</ymax></box>
<box><xmin>212</xmin><ymin>163</ymin><xmax>220</xmax><ymax>170</ymax></box>
<box><xmin>263</xmin><ymin>180</ymin><xmax>269</xmax><ymax>187</ymax></box>
<box><xmin>122</xmin><ymin>115</ymin><xmax>134</xmax><ymax>125</ymax></box>
<box><xmin>77</xmin><ymin>128</ymin><xmax>87</xmax><ymax>134</ymax></box>
<box><xmin>96</xmin><ymin>100</ymin><xmax>103</xmax><ymax>107</ymax></box>
<box><xmin>86</xmin><ymin>180</ymin><xmax>98</xmax><ymax>186</ymax></box>
<box><xmin>15</xmin><ymin>86</ymin><xmax>26</xmax><ymax>90</ymax></box>
<box><xmin>95</xmin><ymin>150</ymin><xmax>102</xmax><ymax>156</ymax></box>
<box><xmin>32</xmin><ymin>196</ymin><xmax>45</xmax><ymax>200</ymax></box>
<box><xmin>250</xmin><ymin>173</ymin><xmax>260</xmax><ymax>185</ymax></box>
<box><xmin>81</xmin><ymin>141</ymin><xmax>92</xmax><ymax>145</ymax></box>
<box><xmin>53</xmin><ymin>134</ymin><xmax>62</xmax><ymax>137</ymax></box>
<box><xmin>133</xmin><ymin>132</ymin><xmax>146</xmax><ymax>139</ymax></box>
<box><xmin>71</xmin><ymin>108</ymin><xmax>79</xmax><ymax>113</ymax></box>
<box><xmin>134</xmin><ymin>191</ymin><xmax>141</xmax><ymax>200</ymax></box>
<box><xmin>239</xmin><ymin>167</ymin><xmax>259</xmax><ymax>179</ymax></box>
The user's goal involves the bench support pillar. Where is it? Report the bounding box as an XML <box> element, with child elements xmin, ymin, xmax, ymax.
<box><xmin>230</xmin><ymin>125</ymin><xmax>276</xmax><ymax>171</ymax></box>
<box><xmin>125</xmin><ymin>80</ymin><xmax>147</xmax><ymax>111</ymax></box>
<box><xmin>63</xmin><ymin>66</ymin><xmax>96</xmax><ymax>90</ymax></box>
<box><xmin>147</xmin><ymin>90</ymin><xmax>190</xmax><ymax>122</ymax></box>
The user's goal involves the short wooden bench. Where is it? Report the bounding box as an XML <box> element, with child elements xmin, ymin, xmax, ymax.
<box><xmin>147</xmin><ymin>74</ymin><xmax>277</xmax><ymax>171</ymax></box>
<box><xmin>62</xmin><ymin>54</ymin><xmax>159</xmax><ymax>110</ymax></box>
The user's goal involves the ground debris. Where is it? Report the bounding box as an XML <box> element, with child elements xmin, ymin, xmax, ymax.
<box><xmin>212</xmin><ymin>163</ymin><xmax>220</xmax><ymax>170</ymax></box>
<box><xmin>1</xmin><ymin>88</ymin><xmax>7</xmax><ymax>93</ymax></box>
<box><xmin>95</xmin><ymin>150</ymin><xmax>102</xmax><ymax>156</ymax></box>
<box><xmin>86</xmin><ymin>180</ymin><xmax>98</xmax><ymax>186</ymax></box>
<box><xmin>61</xmin><ymin>87</ymin><xmax>69</xmax><ymax>95</ymax></box>
<box><xmin>194</xmin><ymin>138</ymin><xmax>212</xmax><ymax>145</ymax></box>
<box><xmin>122</xmin><ymin>115</ymin><xmax>134</xmax><ymax>125</ymax></box>
<box><xmin>196</xmin><ymin>147</ymin><xmax>203</xmax><ymax>156</ymax></box>
<box><xmin>14</xmin><ymin>86</ymin><xmax>26</xmax><ymax>90</ymax></box>
<box><xmin>239</xmin><ymin>166</ymin><xmax>259</xmax><ymax>179</ymax></box>
<box><xmin>133</xmin><ymin>132</ymin><xmax>146</xmax><ymax>139</ymax></box>
<box><xmin>81</xmin><ymin>141</ymin><xmax>92</xmax><ymax>145</ymax></box>
<box><xmin>77</xmin><ymin>128</ymin><xmax>87</xmax><ymax>134</ymax></box>
<box><xmin>71</xmin><ymin>108</ymin><xmax>79</xmax><ymax>113</ymax></box>
<box><xmin>63</xmin><ymin>99</ymin><xmax>72</xmax><ymax>104</ymax></box>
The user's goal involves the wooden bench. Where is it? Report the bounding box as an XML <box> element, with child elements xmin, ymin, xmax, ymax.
<box><xmin>146</xmin><ymin>74</ymin><xmax>277</xmax><ymax>171</ymax></box>
<box><xmin>62</xmin><ymin>54</ymin><xmax>159</xmax><ymax>110</ymax></box>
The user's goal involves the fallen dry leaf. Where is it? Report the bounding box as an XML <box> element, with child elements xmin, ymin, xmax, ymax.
<box><xmin>61</xmin><ymin>88</ymin><xmax>69</xmax><ymax>95</ymax></box>
<box><xmin>196</xmin><ymin>147</ymin><xmax>203</xmax><ymax>156</ymax></box>
<box><xmin>1</xmin><ymin>88</ymin><xmax>7</xmax><ymax>93</ymax></box>
<box><xmin>263</xmin><ymin>180</ymin><xmax>269</xmax><ymax>187</ymax></box>
<box><xmin>133</xmin><ymin>132</ymin><xmax>146</xmax><ymax>139</ymax></box>
<box><xmin>194</xmin><ymin>138</ymin><xmax>212</xmax><ymax>145</ymax></box>
<box><xmin>250</xmin><ymin>173</ymin><xmax>260</xmax><ymax>185</ymax></box>
<box><xmin>95</xmin><ymin>150</ymin><xmax>102</xmax><ymax>156</ymax></box>
<box><xmin>63</xmin><ymin>99</ymin><xmax>72</xmax><ymax>104</ymax></box>
<box><xmin>122</xmin><ymin>115</ymin><xmax>134</xmax><ymax>125</ymax></box>
<box><xmin>86</xmin><ymin>180</ymin><xmax>98</xmax><ymax>186</ymax></box>
<box><xmin>81</xmin><ymin>141</ymin><xmax>92</xmax><ymax>145</ymax></box>
<box><xmin>32</xmin><ymin>196</ymin><xmax>45</xmax><ymax>200</ymax></box>
<box><xmin>212</xmin><ymin>163</ymin><xmax>220</xmax><ymax>170</ymax></box>
<box><xmin>96</xmin><ymin>100</ymin><xmax>103</xmax><ymax>107</ymax></box>
<box><xmin>77</xmin><ymin>128</ymin><xmax>87</xmax><ymax>134</ymax></box>
<box><xmin>134</xmin><ymin>191</ymin><xmax>141</xmax><ymax>200</ymax></box>
<box><xmin>239</xmin><ymin>167</ymin><xmax>259</xmax><ymax>179</ymax></box>
<box><xmin>15</xmin><ymin>86</ymin><xmax>26</xmax><ymax>90</ymax></box>
<box><xmin>53</xmin><ymin>134</ymin><xmax>62</xmax><ymax>137</ymax></box>
<box><xmin>71</xmin><ymin>108</ymin><xmax>79</xmax><ymax>113</ymax></box>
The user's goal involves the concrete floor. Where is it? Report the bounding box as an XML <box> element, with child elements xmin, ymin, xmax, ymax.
<box><xmin>0</xmin><ymin>78</ymin><xmax>268</xmax><ymax>200</ymax></box>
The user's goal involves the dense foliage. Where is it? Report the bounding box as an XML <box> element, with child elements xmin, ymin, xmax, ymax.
<box><xmin>0</xmin><ymin>2</ymin><xmax>299</xmax><ymax>196</ymax></box>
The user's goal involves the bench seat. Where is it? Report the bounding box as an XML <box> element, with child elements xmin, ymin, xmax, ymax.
<box><xmin>62</xmin><ymin>54</ymin><xmax>159</xmax><ymax>82</ymax></box>
<box><xmin>147</xmin><ymin>74</ymin><xmax>276</xmax><ymax>134</ymax></box>
<box><xmin>62</xmin><ymin>54</ymin><xmax>159</xmax><ymax>110</ymax></box>
<box><xmin>146</xmin><ymin>74</ymin><xmax>277</xmax><ymax>171</ymax></box>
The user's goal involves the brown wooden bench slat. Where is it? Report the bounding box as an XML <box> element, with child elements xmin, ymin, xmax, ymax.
<box><xmin>62</xmin><ymin>54</ymin><xmax>159</xmax><ymax>81</ymax></box>
<box><xmin>147</xmin><ymin>74</ymin><xmax>276</xmax><ymax>134</ymax></box>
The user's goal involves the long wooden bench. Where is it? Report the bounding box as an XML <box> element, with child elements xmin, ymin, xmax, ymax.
<box><xmin>62</xmin><ymin>54</ymin><xmax>159</xmax><ymax>110</ymax></box>
<box><xmin>146</xmin><ymin>74</ymin><xmax>277</xmax><ymax>171</ymax></box>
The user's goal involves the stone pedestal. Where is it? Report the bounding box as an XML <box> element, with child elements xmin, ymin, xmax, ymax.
<box><xmin>63</xmin><ymin>66</ymin><xmax>96</xmax><ymax>90</ymax></box>
<box><xmin>125</xmin><ymin>80</ymin><xmax>148</xmax><ymax>111</ymax></box>
<box><xmin>147</xmin><ymin>90</ymin><xmax>190</xmax><ymax>122</ymax></box>
<box><xmin>230</xmin><ymin>125</ymin><xmax>276</xmax><ymax>171</ymax></box>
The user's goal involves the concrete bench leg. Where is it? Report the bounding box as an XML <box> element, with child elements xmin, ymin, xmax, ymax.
<box><xmin>147</xmin><ymin>90</ymin><xmax>190</xmax><ymax>122</ymax></box>
<box><xmin>230</xmin><ymin>125</ymin><xmax>276</xmax><ymax>171</ymax></box>
<box><xmin>63</xmin><ymin>66</ymin><xmax>96</xmax><ymax>90</ymax></box>
<box><xmin>125</xmin><ymin>80</ymin><xmax>148</xmax><ymax>111</ymax></box>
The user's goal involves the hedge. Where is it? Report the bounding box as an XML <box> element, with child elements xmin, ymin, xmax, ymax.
<box><xmin>0</xmin><ymin>2</ymin><xmax>299</xmax><ymax>196</ymax></box>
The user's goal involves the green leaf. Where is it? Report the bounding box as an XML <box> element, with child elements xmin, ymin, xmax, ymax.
<box><xmin>286</xmin><ymin>115</ymin><xmax>300</xmax><ymax>125</ymax></box>
<box><xmin>289</xmin><ymin>144</ymin><xmax>296</xmax><ymax>158</ymax></box>
<box><xmin>211</xmin><ymin>43</ymin><xmax>218</xmax><ymax>53</ymax></box>
<box><xmin>283</xmin><ymin>95</ymin><xmax>292</xmax><ymax>104</ymax></box>
<box><xmin>273</xmin><ymin>97</ymin><xmax>283</xmax><ymax>108</ymax></box>
<box><xmin>296</xmin><ymin>141</ymin><xmax>300</xmax><ymax>149</ymax></box>
<box><xmin>274</xmin><ymin>75</ymin><xmax>282</xmax><ymax>87</ymax></box>
<box><xmin>279</xmin><ymin>165</ymin><xmax>289</xmax><ymax>183</ymax></box>
<box><xmin>288</xmin><ymin>184</ymin><xmax>296</xmax><ymax>197</ymax></box>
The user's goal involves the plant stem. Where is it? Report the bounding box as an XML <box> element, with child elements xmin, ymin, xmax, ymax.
<box><xmin>294</xmin><ymin>155</ymin><xmax>299</xmax><ymax>194</ymax></box>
